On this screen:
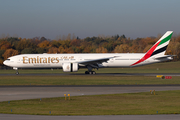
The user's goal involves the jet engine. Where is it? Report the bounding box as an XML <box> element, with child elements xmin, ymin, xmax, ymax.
<box><xmin>62</xmin><ymin>63</ymin><xmax>78</xmax><ymax>72</ymax></box>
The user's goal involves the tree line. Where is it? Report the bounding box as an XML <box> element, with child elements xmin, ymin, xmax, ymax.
<box><xmin>0</xmin><ymin>34</ymin><xmax>180</xmax><ymax>66</ymax></box>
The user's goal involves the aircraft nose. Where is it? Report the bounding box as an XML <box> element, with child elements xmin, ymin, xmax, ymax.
<box><xmin>3</xmin><ymin>60</ymin><xmax>9</xmax><ymax>66</ymax></box>
<box><xmin>3</xmin><ymin>60</ymin><xmax>7</xmax><ymax>65</ymax></box>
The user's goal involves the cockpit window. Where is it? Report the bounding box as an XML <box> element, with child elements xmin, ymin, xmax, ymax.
<box><xmin>6</xmin><ymin>59</ymin><xmax>10</xmax><ymax>60</ymax></box>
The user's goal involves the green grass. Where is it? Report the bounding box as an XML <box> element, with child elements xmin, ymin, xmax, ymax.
<box><xmin>1</xmin><ymin>90</ymin><xmax>180</xmax><ymax>115</ymax></box>
<box><xmin>0</xmin><ymin>76</ymin><xmax>180</xmax><ymax>85</ymax></box>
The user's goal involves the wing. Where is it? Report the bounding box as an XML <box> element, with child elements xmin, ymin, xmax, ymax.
<box><xmin>77</xmin><ymin>56</ymin><xmax>118</xmax><ymax>69</ymax></box>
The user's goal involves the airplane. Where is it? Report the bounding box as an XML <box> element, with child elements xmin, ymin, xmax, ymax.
<box><xmin>3</xmin><ymin>31</ymin><xmax>173</xmax><ymax>75</ymax></box>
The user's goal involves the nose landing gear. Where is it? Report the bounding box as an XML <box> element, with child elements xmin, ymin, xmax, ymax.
<box><xmin>16</xmin><ymin>71</ymin><xmax>19</xmax><ymax>75</ymax></box>
<box><xmin>13</xmin><ymin>67</ymin><xmax>19</xmax><ymax>75</ymax></box>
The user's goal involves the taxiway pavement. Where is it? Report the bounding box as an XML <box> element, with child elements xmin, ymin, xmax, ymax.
<box><xmin>0</xmin><ymin>85</ymin><xmax>180</xmax><ymax>102</ymax></box>
<box><xmin>1</xmin><ymin>114</ymin><xmax>180</xmax><ymax>120</ymax></box>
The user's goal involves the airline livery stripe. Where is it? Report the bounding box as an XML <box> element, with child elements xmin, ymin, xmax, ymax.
<box><xmin>151</xmin><ymin>45</ymin><xmax>168</xmax><ymax>57</ymax></box>
<box><xmin>130</xmin><ymin>41</ymin><xmax>161</xmax><ymax>66</ymax></box>
<box><xmin>158</xmin><ymin>33</ymin><xmax>172</xmax><ymax>46</ymax></box>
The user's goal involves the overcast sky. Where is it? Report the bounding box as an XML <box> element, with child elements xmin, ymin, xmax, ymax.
<box><xmin>0</xmin><ymin>0</ymin><xmax>180</xmax><ymax>39</ymax></box>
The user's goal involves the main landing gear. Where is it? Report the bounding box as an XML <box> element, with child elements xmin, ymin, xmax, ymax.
<box><xmin>85</xmin><ymin>71</ymin><xmax>96</xmax><ymax>74</ymax></box>
<box><xmin>85</xmin><ymin>65</ymin><xmax>97</xmax><ymax>74</ymax></box>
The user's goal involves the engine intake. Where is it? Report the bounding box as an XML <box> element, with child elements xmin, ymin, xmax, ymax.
<box><xmin>62</xmin><ymin>63</ymin><xmax>78</xmax><ymax>72</ymax></box>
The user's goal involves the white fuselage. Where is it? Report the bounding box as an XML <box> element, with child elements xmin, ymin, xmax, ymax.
<box><xmin>3</xmin><ymin>53</ymin><xmax>167</xmax><ymax>69</ymax></box>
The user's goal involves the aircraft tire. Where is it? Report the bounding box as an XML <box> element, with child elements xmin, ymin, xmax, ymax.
<box><xmin>85</xmin><ymin>71</ymin><xmax>89</xmax><ymax>74</ymax></box>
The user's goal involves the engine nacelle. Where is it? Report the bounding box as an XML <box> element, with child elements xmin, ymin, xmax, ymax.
<box><xmin>62</xmin><ymin>63</ymin><xmax>78</xmax><ymax>72</ymax></box>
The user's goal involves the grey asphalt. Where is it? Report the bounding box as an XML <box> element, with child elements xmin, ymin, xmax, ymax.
<box><xmin>1</xmin><ymin>114</ymin><xmax>180</xmax><ymax>120</ymax></box>
<box><xmin>1</xmin><ymin>86</ymin><xmax>180</xmax><ymax>102</ymax></box>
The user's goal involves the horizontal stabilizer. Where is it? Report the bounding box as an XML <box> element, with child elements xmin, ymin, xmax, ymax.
<box><xmin>154</xmin><ymin>55</ymin><xmax>175</xmax><ymax>60</ymax></box>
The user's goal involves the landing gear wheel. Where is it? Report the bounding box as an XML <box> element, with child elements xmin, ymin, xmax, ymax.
<box><xmin>85</xmin><ymin>71</ymin><xmax>96</xmax><ymax>75</ymax></box>
<box><xmin>88</xmin><ymin>71</ymin><xmax>96</xmax><ymax>74</ymax></box>
<box><xmin>85</xmin><ymin>71</ymin><xmax>89</xmax><ymax>74</ymax></box>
